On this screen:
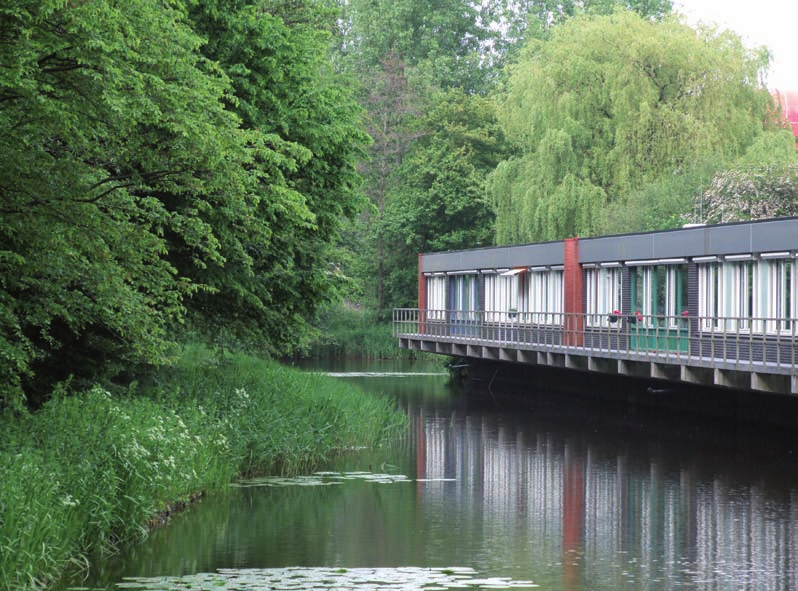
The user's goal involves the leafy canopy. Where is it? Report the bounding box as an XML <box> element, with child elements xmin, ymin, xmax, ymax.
<box><xmin>489</xmin><ymin>10</ymin><xmax>775</xmax><ymax>243</ymax></box>
<box><xmin>0</xmin><ymin>0</ymin><xmax>253</xmax><ymax>406</ymax></box>
<box><xmin>381</xmin><ymin>88</ymin><xmax>509</xmax><ymax>310</ymax></box>
<box><xmin>181</xmin><ymin>0</ymin><xmax>370</xmax><ymax>355</ymax></box>
<box><xmin>0</xmin><ymin>0</ymin><xmax>369</xmax><ymax>407</ymax></box>
<box><xmin>688</xmin><ymin>131</ymin><xmax>798</xmax><ymax>224</ymax></box>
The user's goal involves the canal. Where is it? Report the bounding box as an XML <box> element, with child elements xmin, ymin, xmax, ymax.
<box><xmin>57</xmin><ymin>359</ymin><xmax>798</xmax><ymax>590</ymax></box>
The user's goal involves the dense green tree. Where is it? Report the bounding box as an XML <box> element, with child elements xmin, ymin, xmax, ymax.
<box><xmin>596</xmin><ymin>158</ymin><xmax>720</xmax><ymax>233</ymax></box>
<box><xmin>183</xmin><ymin>0</ymin><xmax>370</xmax><ymax>354</ymax></box>
<box><xmin>338</xmin><ymin>0</ymin><xmax>490</xmax><ymax>92</ymax></box>
<box><xmin>380</xmin><ymin>89</ymin><xmax>509</xmax><ymax>311</ymax></box>
<box><xmin>353</xmin><ymin>54</ymin><xmax>424</xmax><ymax>311</ymax></box>
<box><xmin>686</xmin><ymin>131</ymin><xmax>798</xmax><ymax>224</ymax></box>
<box><xmin>489</xmin><ymin>10</ymin><xmax>774</xmax><ymax>244</ymax></box>
<box><xmin>333</xmin><ymin>0</ymin><xmax>518</xmax><ymax>313</ymax></box>
<box><xmin>0</xmin><ymin>0</ymin><xmax>258</xmax><ymax>407</ymax></box>
<box><xmin>338</xmin><ymin>0</ymin><xmax>672</xmax><ymax>93</ymax></box>
<box><xmin>474</xmin><ymin>0</ymin><xmax>672</xmax><ymax>68</ymax></box>
<box><xmin>0</xmin><ymin>0</ymin><xmax>369</xmax><ymax>407</ymax></box>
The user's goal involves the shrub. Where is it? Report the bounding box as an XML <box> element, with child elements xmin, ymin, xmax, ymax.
<box><xmin>0</xmin><ymin>347</ymin><xmax>405</xmax><ymax>590</ymax></box>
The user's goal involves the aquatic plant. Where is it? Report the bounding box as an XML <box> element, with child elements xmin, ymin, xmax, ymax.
<box><xmin>116</xmin><ymin>566</ymin><xmax>539</xmax><ymax>590</ymax></box>
<box><xmin>0</xmin><ymin>348</ymin><xmax>406</xmax><ymax>591</ymax></box>
<box><xmin>306</xmin><ymin>306</ymin><xmax>429</xmax><ymax>359</ymax></box>
<box><xmin>156</xmin><ymin>346</ymin><xmax>408</xmax><ymax>475</ymax></box>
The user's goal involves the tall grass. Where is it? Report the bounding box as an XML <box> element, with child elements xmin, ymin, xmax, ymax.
<box><xmin>308</xmin><ymin>306</ymin><xmax>426</xmax><ymax>359</ymax></box>
<box><xmin>158</xmin><ymin>346</ymin><xmax>407</xmax><ymax>475</ymax></box>
<box><xmin>0</xmin><ymin>347</ymin><xmax>406</xmax><ymax>591</ymax></box>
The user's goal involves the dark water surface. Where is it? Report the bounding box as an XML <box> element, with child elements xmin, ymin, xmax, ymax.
<box><xmin>58</xmin><ymin>359</ymin><xmax>798</xmax><ymax>590</ymax></box>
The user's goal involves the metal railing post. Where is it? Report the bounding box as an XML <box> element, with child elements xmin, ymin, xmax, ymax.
<box><xmin>392</xmin><ymin>308</ymin><xmax>798</xmax><ymax>391</ymax></box>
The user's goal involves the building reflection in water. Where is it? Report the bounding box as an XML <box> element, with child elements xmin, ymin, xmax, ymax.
<box><xmin>407</xmin><ymin>395</ymin><xmax>798</xmax><ymax>590</ymax></box>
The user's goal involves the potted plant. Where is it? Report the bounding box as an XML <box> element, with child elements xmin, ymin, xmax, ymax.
<box><xmin>608</xmin><ymin>309</ymin><xmax>621</xmax><ymax>323</ymax></box>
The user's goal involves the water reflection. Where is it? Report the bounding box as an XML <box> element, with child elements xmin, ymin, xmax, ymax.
<box><xmin>58</xmin><ymin>362</ymin><xmax>798</xmax><ymax>591</ymax></box>
<box><xmin>406</xmin><ymin>386</ymin><xmax>798</xmax><ymax>590</ymax></box>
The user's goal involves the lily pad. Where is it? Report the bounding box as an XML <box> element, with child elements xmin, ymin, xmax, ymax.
<box><xmin>231</xmin><ymin>471</ymin><xmax>415</xmax><ymax>488</ymax></box>
<box><xmin>117</xmin><ymin>567</ymin><xmax>539</xmax><ymax>590</ymax></box>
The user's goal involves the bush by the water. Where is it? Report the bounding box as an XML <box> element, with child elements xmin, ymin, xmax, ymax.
<box><xmin>307</xmin><ymin>306</ymin><xmax>425</xmax><ymax>359</ymax></box>
<box><xmin>0</xmin><ymin>347</ymin><xmax>405</xmax><ymax>591</ymax></box>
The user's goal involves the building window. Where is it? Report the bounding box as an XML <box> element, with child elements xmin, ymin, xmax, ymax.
<box><xmin>449</xmin><ymin>274</ymin><xmax>478</xmax><ymax>321</ymax></box>
<box><xmin>726</xmin><ymin>260</ymin><xmax>755</xmax><ymax>331</ymax></box>
<box><xmin>585</xmin><ymin>266</ymin><xmax>622</xmax><ymax>327</ymax></box>
<box><xmin>426</xmin><ymin>275</ymin><xmax>446</xmax><ymax>320</ymax></box>
<box><xmin>631</xmin><ymin>264</ymin><xmax>687</xmax><ymax>327</ymax></box>
<box><xmin>665</xmin><ymin>265</ymin><xmax>689</xmax><ymax>327</ymax></box>
<box><xmin>698</xmin><ymin>263</ymin><xmax>720</xmax><ymax>331</ymax></box>
<box><xmin>765</xmin><ymin>258</ymin><xmax>793</xmax><ymax>333</ymax></box>
<box><xmin>698</xmin><ymin>259</ymin><xmax>757</xmax><ymax>332</ymax></box>
<box><xmin>631</xmin><ymin>266</ymin><xmax>658</xmax><ymax>325</ymax></box>
<box><xmin>484</xmin><ymin>272</ymin><xmax>520</xmax><ymax>322</ymax></box>
<box><xmin>549</xmin><ymin>269</ymin><xmax>564</xmax><ymax>324</ymax></box>
<box><xmin>529</xmin><ymin>269</ymin><xmax>564</xmax><ymax>324</ymax></box>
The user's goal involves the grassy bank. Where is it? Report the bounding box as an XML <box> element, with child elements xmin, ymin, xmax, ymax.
<box><xmin>307</xmin><ymin>306</ymin><xmax>426</xmax><ymax>359</ymax></box>
<box><xmin>0</xmin><ymin>347</ymin><xmax>406</xmax><ymax>591</ymax></box>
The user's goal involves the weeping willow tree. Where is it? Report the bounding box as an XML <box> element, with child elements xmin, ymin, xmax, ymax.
<box><xmin>489</xmin><ymin>10</ymin><xmax>775</xmax><ymax>243</ymax></box>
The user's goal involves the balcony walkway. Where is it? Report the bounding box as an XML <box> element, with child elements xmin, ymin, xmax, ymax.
<box><xmin>393</xmin><ymin>309</ymin><xmax>798</xmax><ymax>395</ymax></box>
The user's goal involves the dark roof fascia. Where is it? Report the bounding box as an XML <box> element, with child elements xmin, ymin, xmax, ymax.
<box><xmin>420</xmin><ymin>217</ymin><xmax>798</xmax><ymax>273</ymax></box>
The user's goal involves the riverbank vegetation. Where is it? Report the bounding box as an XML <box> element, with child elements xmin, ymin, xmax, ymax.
<box><xmin>340</xmin><ymin>1</ymin><xmax>797</xmax><ymax>316</ymax></box>
<box><xmin>3</xmin><ymin>0</ymin><xmax>794</xmax><ymax>407</ymax></box>
<box><xmin>0</xmin><ymin>347</ymin><xmax>405</xmax><ymax>591</ymax></box>
<box><xmin>305</xmin><ymin>305</ymin><xmax>428</xmax><ymax>359</ymax></box>
<box><xmin>3</xmin><ymin>0</ymin><xmax>797</xmax><ymax>588</ymax></box>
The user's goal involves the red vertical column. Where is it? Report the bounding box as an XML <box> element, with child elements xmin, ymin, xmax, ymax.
<box><xmin>562</xmin><ymin>446</ymin><xmax>584</xmax><ymax>590</ymax></box>
<box><xmin>418</xmin><ymin>253</ymin><xmax>426</xmax><ymax>334</ymax></box>
<box><xmin>563</xmin><ymin>238</ymin><xmax>583</xmax><ymax>346</ymax></box>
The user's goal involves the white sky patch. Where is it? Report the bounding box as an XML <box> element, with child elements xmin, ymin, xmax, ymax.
<box><xmin>674</xmin><ymin>0</ymin><xmax>797</xmax><ymax>91</ymax></box>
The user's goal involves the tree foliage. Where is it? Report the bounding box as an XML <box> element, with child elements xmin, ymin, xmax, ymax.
<box><xmin>686</xmin><ymin>131</ymin><xmax>798</xmax><ymax>224</ymax></box>
<box><xmin>1</xmin><ymin>0</ymin><xmax>240</xmax><ymax>406</ymax></box>
<box><xmin>510</xmin><ymin>0</ymin><xmax>672</xmax><ymax>34</ymax></box>
<box><xmin>693</xmin><ymin>164</ymin><xmax>798</xmax><ymax>224</ymax></box>
<box><xmin>353</xmin><ymin>54</ymin><xmax>425</xmax><ymax>311</ymax></box>
<box><xmin>380</xmin><ymin>89</ymin><xmax>509</xmax><ymax>310</ymax></box>
<box><xmin>0</xmin><ymin>0</ymin><xmax>368</xmax><ymax>407</ymax></box>
<box><xmin>489</xmin><ymin>10</ymin><xmax>775</xmax><ymax>244</ymax></box>
<box><xmin>338</xmin><ymin>0</ymin><xmax>491</xmax><ymax>92</ymax></box>
<box><xmin>333</xmin><ymin>1</ymin><xmax>522</xmax><ymax>314</ymax></box>
<box><xmin>338</xmin><ymin>0</ymin><xmax>672</xmax><ymax>93</ymax></box>
<box><xmin>183</xmin><ymin>0</ymin><xmax>369</xmax><ymax>354</ymax></box>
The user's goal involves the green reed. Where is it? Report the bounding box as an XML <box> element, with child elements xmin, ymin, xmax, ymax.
<box><xmin>157</xmin><ymin>346</ymin><xmax>407</xmax><ymax>475</ymax></box>
<box><xmin>308</xmin><ymin>307</ymin><xmax>429</xmax><ymax>359</ymax></box>
<box><xmin>0</xmin><ymin>347</ymin><xmax>406</xmax><ymax>591</ymax></box>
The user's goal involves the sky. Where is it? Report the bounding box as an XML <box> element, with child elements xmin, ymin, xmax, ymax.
<box><xmin>674</xmin><ymin>0</ymin><xmax>797</xmax><ymax>90</ymax></box>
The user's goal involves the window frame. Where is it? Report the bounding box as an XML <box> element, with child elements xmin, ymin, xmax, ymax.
<box><xmin>698</xmin><ymin>258</ymin><xmax>758</xmax><ymax>333</ymax></box>
<box><xmin>631</xmin><ymin>263</ymin><xmax>687</xmax><ymax>328</ymax></box>
<box><xmin>585</xmin><ymin>266</ymin><xmax>622</xmax><ymax>328</ymax></box>
<box><xmin>426</xmin><ymin>274</ymin><xmax>447</xmax><ymax>320</ymax></box>
<box><xmin>724</xmin><ymin>260</ymin><xmax>756</xmax><ymax>332</ymax></box>
<box><xmin>765</xmin><ymin>258</ymin><xmax>794</xmax><ymax>334</ymax></box>
<box><xmin>484</xmin><ymin>271</ymin><xmax>522</xmax><ymax>322</ymax></box>
<box><xmin>698</xmin><ymin>262</ymin><xmax>720</xmax><ymax>331</ymax></box>
<box><xmin>528</xmin><ymin>268</ymin><xmax>564</xmax><ymax>325</ymax></box>
<box><xmin>448</xmin><ymin>273</ymin><xmax>479</xmax><ymax>321</ymax></box>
